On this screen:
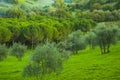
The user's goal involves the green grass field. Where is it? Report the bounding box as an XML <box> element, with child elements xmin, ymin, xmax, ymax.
<box><xmin>0</xmin><ymin>43</ymin><xmax>120</xmax><ymax>80</ymax></box>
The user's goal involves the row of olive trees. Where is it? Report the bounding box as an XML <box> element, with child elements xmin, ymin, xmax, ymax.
<box><xmin>86</xmin><ymin>23</ymin><xmax>120</xmax><ymax>54</ymax></box>
<box><xmin>58</xmin><ymin>23</ymin><xmax>120</xmax><ymax>55</ymax></box>
<box><xmin>0</xmin><ymin>43</ymin><xmax>27</xmax><ymax>61</ymax></box>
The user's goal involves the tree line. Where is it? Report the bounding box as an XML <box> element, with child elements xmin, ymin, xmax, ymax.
<box><xmin>0</xmin><ymin>17</ymin><xmax>96</xmax><ymax>47</ymax></box>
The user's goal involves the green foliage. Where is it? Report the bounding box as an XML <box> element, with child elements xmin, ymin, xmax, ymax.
<box><xmin>86</xmin><ymin>0</ymin><xmax>113</xmax><ymax>10</ymax></box>
<box><xmin>92</xmin><ymin>3</ymin><xmax>101</xmax><ymax>10</ymax></box>
<box><xmin>0</xmin><ymin>44</ymin><xmax>8</xmax><ymax>61</ymax></box>
<box><xmin>57</xmin><ymin>41</ymin><xmax>72</xmax><ymax>60</ymax></box>
<box><xmin>0</xmin><ymin>27</ymin><xmax>12</xmax><ymax>43</ymax></box>
<box><xmin>65</xmin><ymin>30</ymin><xmax>87</xmax><ymax>54</ymax></box>
<box><xmin>85</xmin><ymin>31</ymin><xmax>97</xmax><ymax>49</ymax></box>
<box><xmin>53</xmin><ymin>0</ymin><xmax>64</xmax><ymax>8</ymax></box>
<box><xmin>88</xmin><ymin>10</ymin><xmax>120</xmax><ymax>22</ymax></box>
<box><xmin>7</xmin><ymin>26</ymin><xmax>20</xmax><ymax>43</ymax></box>
<box><xmin>101</xmin><ymin>4</ymin><xmax>114</xmax><ymax>11</ymax></box>
<box><xmin>39</xmin><ymin>23</ymin><xmax>54</xmax><ymax>41</ymax></box>
<box><xmin>94</xmin><ymin>23</ymin><xmax>120</xmax><ymax>54</ymax></box>
<box><xmin>5</xmin><ymin>8</ymin><xmax>26</xmax><ymax>18</ymax></box>
<box><xmin>73</xmin><ymin>18</ymin><xmax>96</xmax><ymax>32</ymax></box>
<box><xmin>23</xmin><ymin>42</ymin><xmax>62</xmax><ymax>79</ymax></box>
<box><xmin>0</xmin><ymin>42</ymin><xmax>120</xmax><ymax>80</ymax></box>
<box><xmin>114</xmin><ymin>0</ymin><xmax>120</xmax><ymax>9</ymax></box>
<box><xmin>23</xmin><ymin>24</ymin><xmax>43</xmax><ymax>48</ymax></box>
<box><xmin>0</xmin><ymin>8</ymin><xmax>7</xmax><ymax>16</ymax></box>
<box><xmin>9</xmin><ymin>0</ymin><xmax>19</xmax><ymax>4</ymax></box>
<box><xmin>51</xmin><ymin>9</ymin><xmax>72</xmax><ymax>18</ymax></box>
<box><xmin>23</xmin><ymin>63</ymin><xmax>40</xmax><ymax>78</ymax></box>
<box><xmin>10</xmin><ymin>43</ymin><xmax>27</xmax><ymax>61</ymax></box>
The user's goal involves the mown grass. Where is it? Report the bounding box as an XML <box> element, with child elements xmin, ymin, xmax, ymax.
<box><xmin>0</xmin><ymin>43</ymin><xmax>120</xmax><ymax>80</ymax></box>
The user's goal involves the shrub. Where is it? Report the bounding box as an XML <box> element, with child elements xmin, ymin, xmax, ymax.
<box><xmin>65</xmin><ymin>30</ymin><xmax>87</xmax><ymax>54</ymax></box>
<box><xmin>10</xmin><ymin>43</ymin><xmax>27</xmax><ymax>61</ymax></box>
<box><xmin>23</xmin><ymin>42</ymin><xmax>62</xmax><ymax>79</ymax></box>
<box><xmin>0</xmin><ymin>44</ymin><xmax>8</xmax><ymax>61</ymax></box>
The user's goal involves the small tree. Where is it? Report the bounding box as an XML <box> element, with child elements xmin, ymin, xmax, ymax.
<box><xmin>94</xmin><ymin>23</ymin><xmax>120</xmax><ymax>54</ymax></box>
<box><xmin>85</xmin><ymin>31</ymin><xmax>97</xmax><ymax>49</ymax></box>
<box><xmin>10</xmin><ymin>43</ymin><xmax>27</xmax><ymax>61</ymax></box>
<box><xmin>23</xmin><ymin>42</ymin><xmax>62</xmax><ymax>80</ymax></box>
<box><xmin>0</xmin><ymin>44</ymin><xmax>8</xmax><ymax>61</ymax></box>
<box><xmin>57</xmin><ymin>41</ymin><xmax>72</xmax><ymax>60</ymax></box>
<box><xmin>65</xmin><ymin>30</ymin><xmax>87</xmax><ymax>54</ymax></box>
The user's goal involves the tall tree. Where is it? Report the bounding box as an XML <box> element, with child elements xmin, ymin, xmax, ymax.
<box><xmin>23</xmin><ymin>24</ymin><xmax>43</xmax><ymax>48</ymax></box>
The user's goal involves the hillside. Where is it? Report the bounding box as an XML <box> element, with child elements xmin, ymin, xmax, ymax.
<box><xmin>0</xmin><ymin>0</ymin><xmax>53</xmax><ymax>9</ymax></box>
<box><xmin>0</xmin><ymin>0</ymin><xmax>120</xmax><ymax>80</ymax></box>
<box><xmin>0</xmin><ymin>43</ymin><xmax>120</xmax><ymax>80</ymax></box>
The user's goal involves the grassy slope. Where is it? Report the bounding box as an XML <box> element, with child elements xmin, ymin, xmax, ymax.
<box><xmin>0</xmin><ymin>43</ymin><xmax>120</xmax><ymax>80</ymax></box>
<box><xmin>55</xmin><ymin>44</ymin><xmax>120</xmax><ymax>80</ymax></box>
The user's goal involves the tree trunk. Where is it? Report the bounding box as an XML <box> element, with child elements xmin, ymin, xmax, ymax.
<box><xmin>75</xmin><ymin>50</ymin><xmax>78</xmax><ymax>54</ymax></box>
<box><xmin>103</xmin><ymin>44</ymin><xmax>106</xmax><ymax>54</ymax></box>
<box><xmin>107</xmin><ymin>44</ymin><xmax>110</xmax><ymax>53</ymax></box>
<box><xmin>32</xmin><ymin>36</ymin><xmax>34</xmax><ymax>49</ymax></box>
<box><xmin>99</xmin><ymin>43</ymin><xmax>103</xmax><ymax>54</ymax></box>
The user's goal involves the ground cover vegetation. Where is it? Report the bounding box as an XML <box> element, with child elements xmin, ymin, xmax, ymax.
<box><xmin>0</xmin><ymin>0</ymin><xmax>120</xmax><ymax>80</ymax></box>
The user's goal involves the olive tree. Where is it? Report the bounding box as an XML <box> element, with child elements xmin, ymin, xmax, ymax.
<box><xmin>65</xmin><ymin>30</ymin><xmax>87</xmax><ymax>54</ymax></box>
<box><xmin>10</xmin><ymin>43</ymin><xmax>27</xmax><ymax>61</ymax></box>
<box><xmin>85</xmin><ymin>31</ymin><xmax>97</xmax><ymax>49</ymax></box>
<box><xmin>23</xmin><ymin>42</ymin><xmax>62</xmax><ymax>80</ymax></box>
<box><xmin>94</xmin><ymin>23</ymin><xmax>120</xmax><ymax>54</ymax></box>
<box><xmin>0</xmin><ymin>44</ymin><xmax>8</xmax><ymax>61</ymax></box>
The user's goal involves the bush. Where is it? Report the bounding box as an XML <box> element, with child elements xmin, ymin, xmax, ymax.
<box><xmin>57</xmin><ymin>41</ymin><xmax>72</xmax><ymax>60</ymax></box>
<box><xmin>65</xmin><ymin>30</ymin><xmax>87</xmax><ymax>54</ymax></box>
<box><xmin>23</xmin><ymin>63</ymin><xmax>40</xmax><ymax>78</ymax></box>
<box><xmin>10</xmin><ymin>43</ymin><xmax>27</xmax><ymax>61</ymax></box>
<box><xmin>23</xmin><ymin>42</ymin><xmax>62</xmax><ymax>79</ymax></box>
<box><xmin>0</xmin><ymin>44</ymin><xmax>8</xmax><ymax>61</ymax></box>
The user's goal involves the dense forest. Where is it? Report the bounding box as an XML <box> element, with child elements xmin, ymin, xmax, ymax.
<box><xmin>0</xmin><ymin>0</ymin><xmax>120</xmax><ymax>80</ymax></box>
